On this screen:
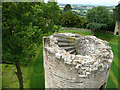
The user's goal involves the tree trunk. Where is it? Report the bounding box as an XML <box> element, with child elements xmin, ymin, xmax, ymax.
<box><xmin>15</xmin><ymin>61</ymin><xmax>24</xmax><ymax>90</ymax></box>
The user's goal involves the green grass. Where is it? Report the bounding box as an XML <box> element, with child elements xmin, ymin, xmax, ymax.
<box><xmin>29</xmin><ymin>44</ymin><xmax>44</xmax><ymax>88</ymax></box>
<box><xmin>107</xmin><ymin>75</ymin><xmax>117</xmax><ymax>88</ymax></box>
<box><xmin>59</xmin><ymin>30</ymin><xmax>93</xmax><ymax>36</ymax></box>
<box><xmin>2</xmin><ymin>29</ymin><xmax>119</xmax><ymax>88</ymax></box>
<box><xmin>2</xmin><ymin>44</ymin><xmax>44</xmax><ymax>88</ymax></box>
<box><xmin>0</xmin><ymin>64</ymin><xmax>2</xmax><ymax>89</ymax></box>
<box><xmin>94</xmin><ymin>32</ymin><xmax>119</xmax><ymax>46</ymax></box>
<box><xmin>2</xmin><ymin>64</ymin><xmax>19</xmax><ymax>88</ymax></box>
<box><xmin>2</xmin><ymin>63</ymin><xmax>34</xmax><ymax>88</ymax></box>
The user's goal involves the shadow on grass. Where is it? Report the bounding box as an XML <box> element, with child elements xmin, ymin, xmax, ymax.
<box><xmin>94</xmin><ymin>31</ymin><xmax>113</xmax><ymax>42</ymax></box>
<box><xmin>29</xmin><ymin>45</ymin><xmax>45</xmax><ymax>88</ymax></box>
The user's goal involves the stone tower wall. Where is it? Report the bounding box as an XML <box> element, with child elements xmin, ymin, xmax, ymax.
<box><xmin>43</xmin><ymin>33</ymin><xmax>113</xmax><ymax>88</ymax></box>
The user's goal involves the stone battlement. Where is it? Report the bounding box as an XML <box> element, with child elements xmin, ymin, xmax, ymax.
<box><xmin>43</xmin><ymin>33</ymin><xmax>113</xmax><ymax>88</ymax></box>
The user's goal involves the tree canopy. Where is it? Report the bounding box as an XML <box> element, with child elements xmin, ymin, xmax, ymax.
<box><xmin>60</xmin><ymin>10</ymin><xmax>82</xmax><ymax>27</ymax></box>
<box><xmin>63</xmin><ymin>4</ymin><xmax>72</xmax><ymax>12</ymax></box>
<box><xmin>86</xmin><ymin>6</ymin><xmax>112</xmax><ymax>31</ymax></box>
<box><xmin>86</xmin><ymin>6</ymin><xmax>112</xmax><ymax>24</ymax></box>
<box><xmin>2</xmin><ymin>2</ymin><xmax>61</xmax><ymax>64</ymax></box>
<box><xmin>2</xmin><ymin>2</ymin><xmax>61</xmax><ymax>88</ymax></box>
<box><xmin>113</xmin><ymin>3</ymin><xmax>120</xmax><ymax>21</ymax></box>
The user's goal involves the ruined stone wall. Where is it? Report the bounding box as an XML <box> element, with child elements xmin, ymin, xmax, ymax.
<box><xmin>114</xmin><ymin>21</ymin><xmax>120</xmax><ymax>36</ymax></box>
<box><xmin>43</xmin><ymin>33</ymin><xmax>113</xmax><ymax>88</ymax></box>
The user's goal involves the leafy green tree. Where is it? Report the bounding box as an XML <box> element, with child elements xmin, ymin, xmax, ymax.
<box><xmin>63</xmin><ymin>4</ymin><xmax>72</xmax><ymax>12</ymax></box>
<box><xmin>60</xmin><ymin>10</ymin><xmax>81</xmax><ymax>27</ymax></box>
<box><xmin>107</xmin><ymin>13</ymin><xmax>116</xmax><ymax>32</ymax></box>
<box><xmin>113</xmin><ymin>3</ymin><xmax>120</xmax><ymax>21</ymax></box>
<box><xmin>86</xmin><ymin>6</ymin><xmax>112</xmax><ymax>24</ymax></box>
<box><xmin>2</xmin><ymin>2</ymin><xmax>42</xmax><ymax>89</ymax></box>
<box><xmin>80</xmin><ymin>18</ymin><xmax>88</xmax><ymax>28</ymax></box>
<box><xmin>86</xmin><ymin>6</ymin><xmax>112</xmax><ymax>32</ymax></box>
<box><xmin>2</xmin><ymin>2</ymin><xmax>61</xmax><ymax>89</ymax></box>
<box><xmin>41</xmin><ymin>2</ymin><xmax>61</xmax><ymax>33</ymax></box>
<box><xmin>60</xmin><ymin>4</ymin><xmax>88</xmax><ymax>28</ymax></box>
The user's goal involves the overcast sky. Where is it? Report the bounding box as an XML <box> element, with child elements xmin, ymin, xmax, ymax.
<box><xmin>44</xmin><ymin>0</ymin><xmax>120</xmax><ymax>6</ymax></box>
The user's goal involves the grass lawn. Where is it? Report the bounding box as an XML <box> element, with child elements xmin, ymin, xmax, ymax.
<box><xmin>2</xmin><ymin>44</ymin><xmax>44</xmax><ymax>88</ymax></box>
<box><xmin>2</xmin><ymin>29</ymin><xmax>119</xmax><ymax>88</ymax></box>
<box><xmin>59</xmin><ymin>30</ymin><xmax>93</xmax><ymax>36</ymax></box>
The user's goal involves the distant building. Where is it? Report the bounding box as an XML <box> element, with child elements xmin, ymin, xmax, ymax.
<box><xmin>77</xmin><ymin>6</ymin><xmax>82</xmax><ymax>8</ymax></box>
<box><xmin>86</xmin><ymin>6</ymin><xmax>93</xmax><ymax>9</ymax></box>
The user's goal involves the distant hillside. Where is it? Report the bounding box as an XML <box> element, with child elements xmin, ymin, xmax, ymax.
<box><xmin>58</xmin><ymin>4</ymin><xmax>115</xmax><ymax>17</ymax></box>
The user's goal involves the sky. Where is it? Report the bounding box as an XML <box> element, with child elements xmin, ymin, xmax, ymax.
<box><xmin>44</xmin><ymin>0</ymin><xmax>120</xmax><ymax>6</ymax></box>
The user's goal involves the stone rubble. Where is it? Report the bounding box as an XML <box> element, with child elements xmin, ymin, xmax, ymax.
<box><xmin>45</xmin><ymin>33</ymin><xmax>113</xmax><ymax>77</ymax></box>
<box><xmin>43</xmin><ymin>33</ymin><xmax>114</xmax><ymax>88</ymax></box>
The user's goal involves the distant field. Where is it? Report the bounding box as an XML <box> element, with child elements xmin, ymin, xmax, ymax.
<box><xmin>59</xmin><ymin>4</ymin><xmax>115</xmax><ymax>17</ymax></box>
<box><xmin>2</xmin><ymin>29</ymin><xmax>119</xmax><ymax>88</ymax></box>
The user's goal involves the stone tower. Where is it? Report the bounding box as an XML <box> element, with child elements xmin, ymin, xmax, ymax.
<box><xmin>114</xmin><ymin>21</ymin><xmax>120</xmax><ymax>36</ymax></box>
<box><xmin>114</xmin><ymin>2</ymin><xmax>120</xmax><ymax>36</ymax></box>
<box><xmin>43</xmin><ymin>33</ymin><xmax>113</xmax><ymax>88</ymax></box>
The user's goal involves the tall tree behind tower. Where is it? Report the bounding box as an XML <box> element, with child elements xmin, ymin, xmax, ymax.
<box><xmin>63</xmin><ymin>4</ymin><xmax>72</xmax><ymax>12</ymax></box>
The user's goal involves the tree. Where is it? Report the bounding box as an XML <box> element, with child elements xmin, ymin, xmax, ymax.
<box><xmin>80</xmin><ymin>17</ymin><xmax>88</xmax><ymax>28</ymax></box>
<box><xmin>2</xmin><ymin>2</ymin><xmax>41</xmax><ymax>89</ymax></box>
<box><xmin>113</xmin><ymin>3</ymin><xmax>120</xmax><ymax>21</ymax></box>
<box><xmin>2</xmin><ymin>2</ymin><xmax>61</xmax><ymax>89</ymax></box>
<box><xmin>60</xmin><ymin>10</ymin><xmax>81</xmax><ymax>27</ymax></box>
<box><xmin>63</xmin><ymin>4</ymin><xmax>72</xmax><ymax>12</ymax></box>
<box><xmin>41</xmin><ymin>1</ymin><xmax>61</xmax><ymax>33</ymax></box>
<box><xmin>86</xmin><ymin>6</ymin><xmax>112</xmax><ymax>33</ymax></box>
<box><xmin>60</xmin><ymin>4</ymin><xmax>87</xmax><ymax>28</ymax></box>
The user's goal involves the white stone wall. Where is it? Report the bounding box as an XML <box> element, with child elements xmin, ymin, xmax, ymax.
<box><xmin>43</xmin><ymin>33</ymin><xmax>113</xmax><ymax>88</ymax></box>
